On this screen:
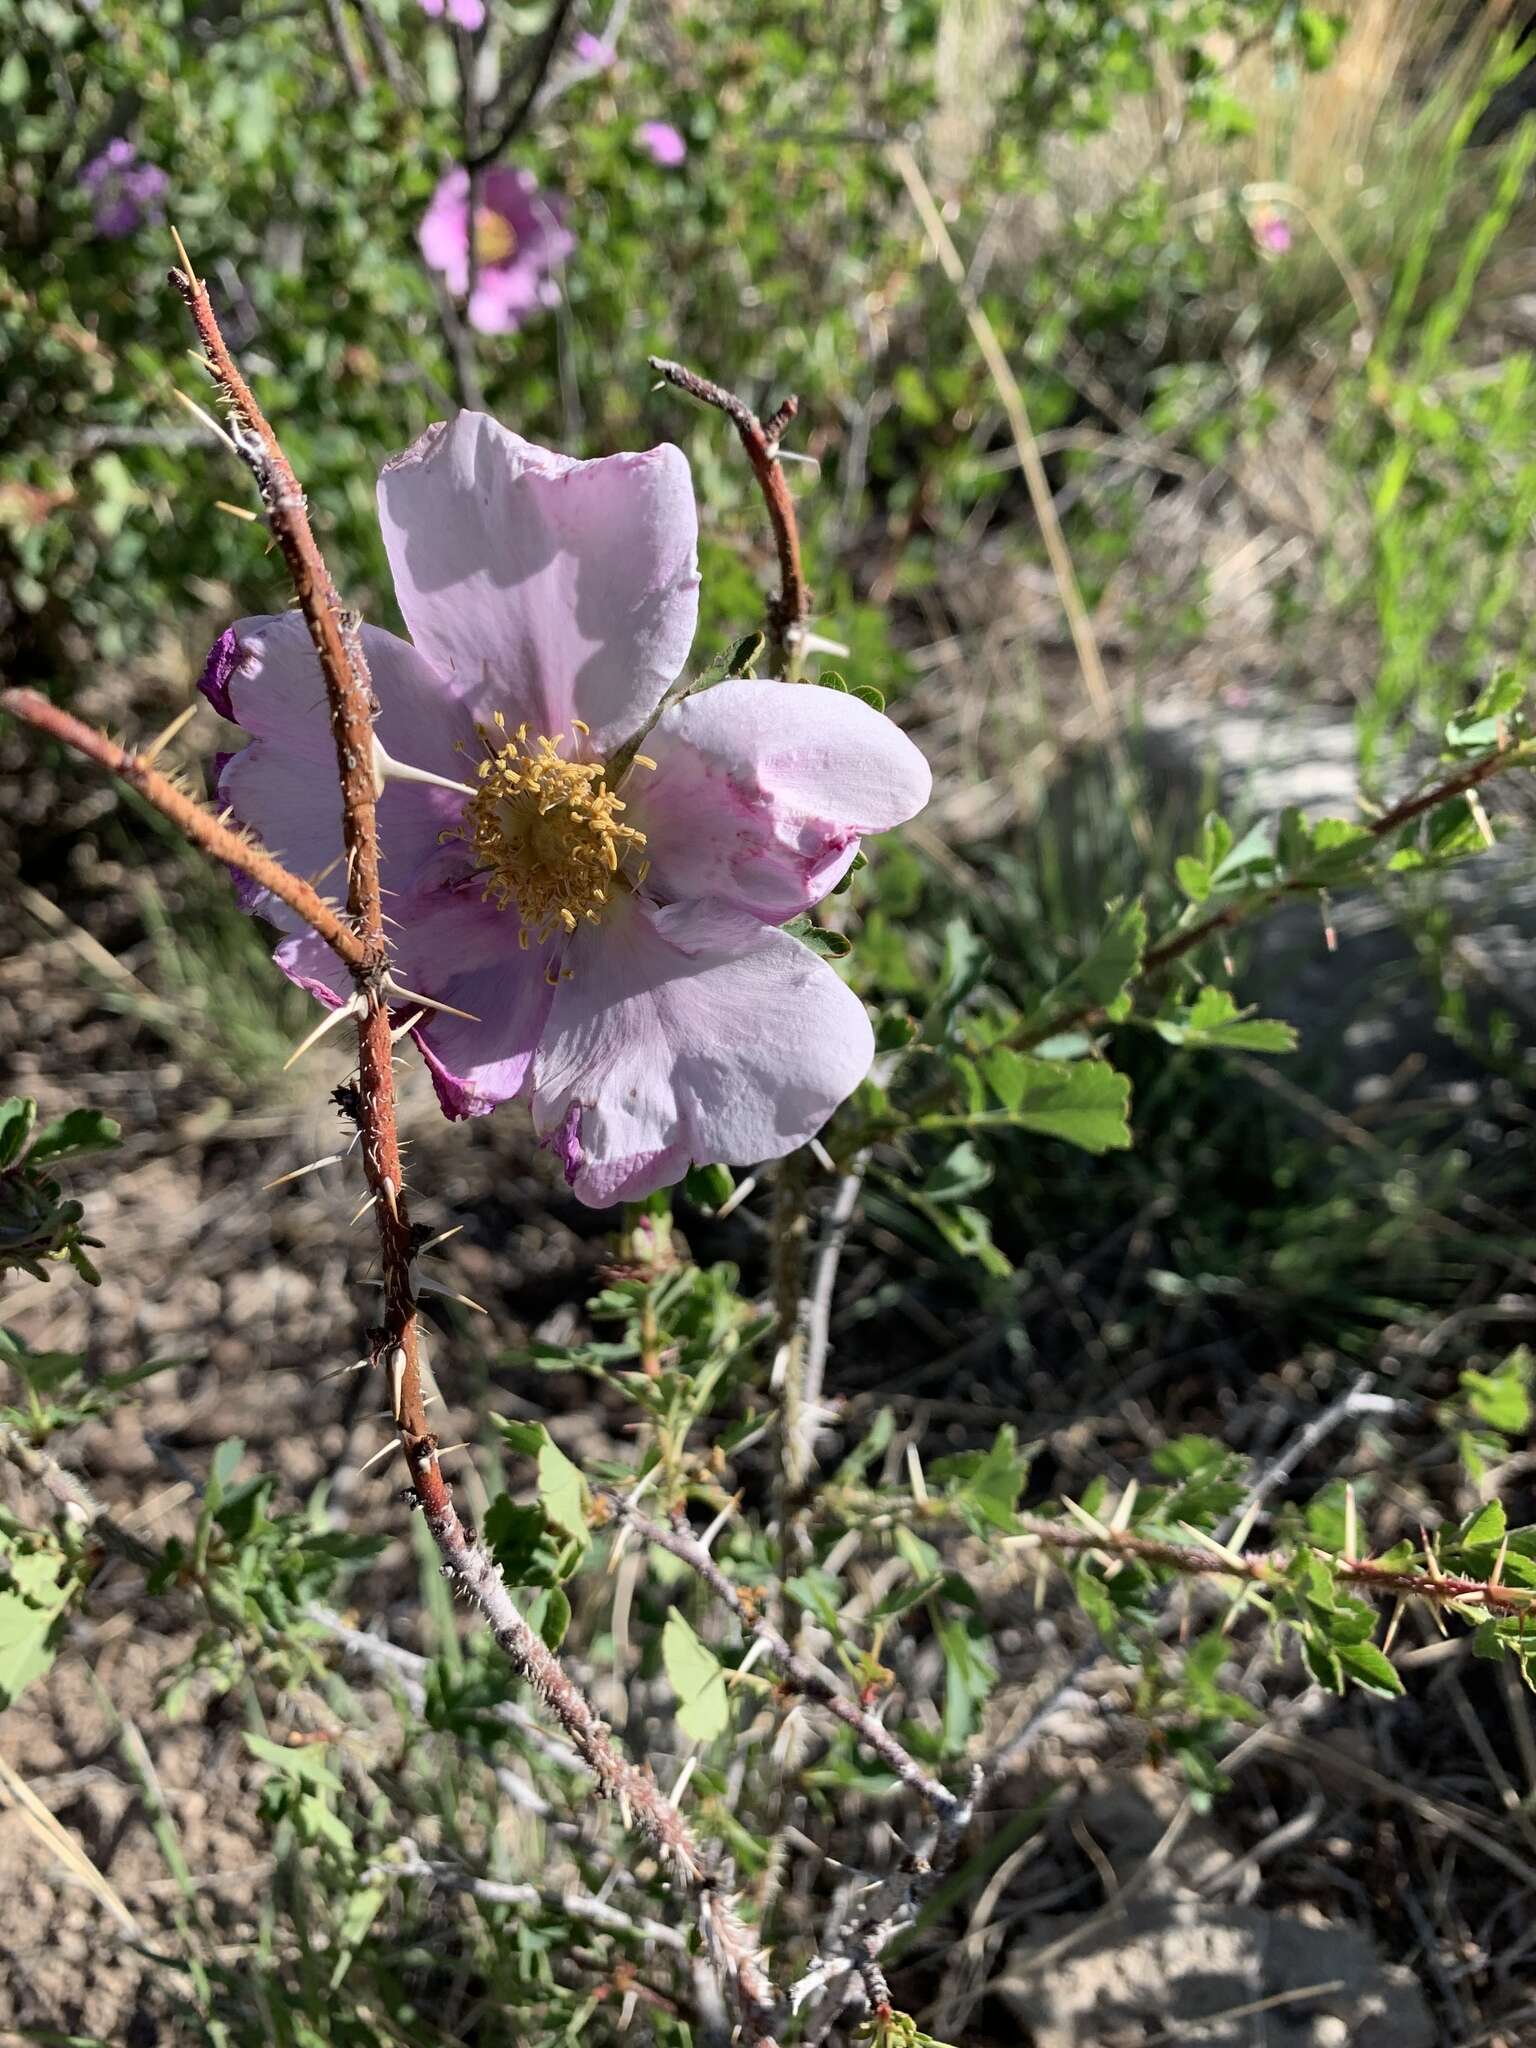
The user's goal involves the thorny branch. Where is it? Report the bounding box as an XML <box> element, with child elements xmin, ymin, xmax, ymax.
<box><xmin>0</xmin><ymin>690</ymin><xmax>367</xmax><ymax>974</ymax></box>
<box><xmin>3</xmin><ymin>272</ymin><xmax>783</xmax><ymax>2042</ymax></box>
<box><xmin>1010</xmin><ymin>1509</ymin><xmax>1536</xmax><ymax>1620</ymax></box>
<box><xmin>604</xmin><ymin>1492</ymin><xmax>962</xmax><ymax>1820</ymax></box>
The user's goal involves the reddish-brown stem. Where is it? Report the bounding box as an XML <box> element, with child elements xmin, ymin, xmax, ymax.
<box><xmin>159</xmin><ymin>272</ymin><xmax>781</xmax><ymax>2042</ymax></box>
<box><xmin>606</xmin><ymin>1493</ymin><xmax>962</xmax><ymax>1819</ymax></box>
<box><xmin>1014</xmin><ymin>1513</ymin><xmax>1535</xmax><ymax>1617</ymax></box>
<box><xmin>648</xmin><ymin>355</ymin><xmax>810</xmax><ymax>674</ymax></box>
<box><xmin>0</xmin><ymin>688</ymin><xmax>367</xmax><ymax>974</ymax></box>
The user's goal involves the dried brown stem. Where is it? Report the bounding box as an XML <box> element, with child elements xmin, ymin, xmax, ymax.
<box><xmin>606</xmin><ymin>1494</ymin><xmax>961</xmax><ymax>1819</ymax></box>
<box><xmin>648</xmin><ymin>355</ymin><xmax>810</xmax><ymax>675</ymax></box>
<box><xmin>0</xmin><ymin>688</ymin><xmax>367</xmax><ymax>974</ymax></box>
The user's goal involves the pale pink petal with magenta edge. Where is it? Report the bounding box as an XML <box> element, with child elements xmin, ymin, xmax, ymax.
<box><xmin>391</xmin><ymin>887</ymin><xmax>558</xmax><ymax>1117</ymax></box>
<box><xmin>376</xmin><ymin>412</ymin><xmax>699</xmax><ymax>757</ymax></box>
<box><xmin>531</xmin><ymin>895</ymin><xmax>874</xmax><ymax>1205</ymax></box>
<box><xmin>198</xmin><ymin>613</ymin><xmax>476</xmax><ymax>774</ymax></box>
<box><xmin>630</xmin><ymin>677</ymin><xmax>932</xmax><ymax>923</ymax></box>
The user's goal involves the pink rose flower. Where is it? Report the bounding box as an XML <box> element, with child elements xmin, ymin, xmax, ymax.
<box><xmin>200</xmin><ymin>415</ymin><xmax>930</xmax><ymax>1206</ymax></box>
<box><xmin>419</xmin><ymin>165</ymin><xmax>574</xmax><ymax>335</ymax></box>
<box><xmin>420</xmin><ymin>0</ymin><xmax>486</xmax><ymax>30</ymax></box>
<box><xmin>637</xmin><ymin>120</ymin><xmax>687</xmax><ymax>167</ymax></box>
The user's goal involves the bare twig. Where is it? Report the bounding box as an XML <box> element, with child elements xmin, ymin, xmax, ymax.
<box><xmin>319</xmin><ymin>0</ymin><xmax>369</xmax><ymax>97</ymax></box>
<box><xmin>1008</xmin><ymin>1510</ymin><xmax>1535</xmax><ymax>1620</ymax></box>
<box><xmin>794</xmin><ymin>1161</ymin><xmax>868</xmax><ymax>1490</ymax></box>
<box><xmin>605</xmin><ymin>1494</ymin><xmax>961</xmax><ymax>1820</ymax></box>
<box><xmin>378</xmin><ymin>1841</ymin><xmax>690</xmax><ymax>1952</ymax></box>
<box><xmin>648</xmin><ymin>355</ymin><xmax>810</xmax><ymax>676</ymax></box>
<box><xmin>0</xmin><ymin>1418</ymin><xmax>160</xmax><ymax>1571</ymax></box>
<box><xmin>469</xmin><ymin>0</ymin><xmax>577</xmax><ymax>169</ymax></box>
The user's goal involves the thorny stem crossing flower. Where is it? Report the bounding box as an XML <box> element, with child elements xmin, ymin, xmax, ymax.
<box><xmin>201</xmin><ymin>413</ymin><xmax>930</xmax><ymax>1206</ymax></box>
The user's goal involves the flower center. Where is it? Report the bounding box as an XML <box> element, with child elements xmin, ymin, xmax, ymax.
<box><xmin>461</xmin><ymin>718</ymin><xmax>645</xmax><ymax>949</ymax></box>
<box><xmin>472</xmin><ymin>207</ymin><xmax>517</xmax><ymax>266</ymax></box>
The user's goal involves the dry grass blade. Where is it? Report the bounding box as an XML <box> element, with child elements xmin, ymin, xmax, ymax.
<box><xmin>0</xmin><ymin>1752</ymin><xmax>139</xmax><ymax>1934</ymax></box>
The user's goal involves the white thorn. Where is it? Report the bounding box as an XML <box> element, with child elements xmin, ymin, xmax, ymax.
<box><xmin>372</xmin><ymin>736</ymin><xmax>477</xmax><ymax>800</ymax></box>
<box><xmin>808</xmin><ymin>1138</ymin><xmax>835</xmax><ymax>1173</ymax></box>
<box><xmin>384</xmin><ymin>979</ymin><xmax>481</xmax><ymax>1024</ymax></box>
<box><xmin>787</xmin><ymin>624</ymin><xmax>851</xmax><ymax>659</ymax></box>
<box><xmin>390</xmin><ymin>1009</ymin><xmax>426</xmax><ymax>1044</ymax></box>
<box><xmin>906</xmin><ymin>1441</ymin><xmax>928</xmax><ymax>1505</ymax></box>
<box><xmin>388</xmin><ymin>1345</ymin><xmax>407</xmax><ymax>1421</ymax></box>
<box><xmin>283</xmin><ymin>994</ymin><xmax>361</xmax><ymax>1072</ymax></box>
<box><xmin>140</xmin><ymin>699</ymin><xmax>200</xmax><ymax>767</ymax></box>
<box><xmin>262</xmin><ymin>1152</ymin><xmax>346</xmax><ymax>1191</ymax></box>
<box><xmin>668</xmin><ymin>1754</ymin><xmax>699</xmax><ymax>1809</ymax></box>
<box><xmin>713</xmin><ymin>1172</ymin><xmax>758</xmax><ymax>1220</ymax></box>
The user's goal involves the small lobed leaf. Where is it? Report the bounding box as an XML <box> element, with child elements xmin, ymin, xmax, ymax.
<box><xmin>662</xmin><ymin>1609</ymin><xmax>731</xmax><ymax>1743</ymax></box>
<box><xmin>28</xmin><ymin>1107</ymin><xmax>123</xmax><ymax>1166</ymax></box>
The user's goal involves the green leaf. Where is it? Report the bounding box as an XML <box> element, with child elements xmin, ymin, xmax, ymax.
<box><xmin>662</xmin><ymin>1610</ymin><xmax>730</xmax><ymax>1743</ymax></box>
<box><xmin>0</xmin><ymin>1097</ymin><xmax>37</xmax><ymax>1170</ymax></box>
<box><xmin>1461</xmin><ymin>1500</ymin><xmax>1507</xmax><ymax>1548</ymax></box>
<box><xmin>1175</xmin><ymin>856</ymin><xmax>1212</xmax><ymax>903</ymax></box>
<box><xmin>537</xmin><ymin>1438</ymin><xmax>589</xmax><ymax>1550</ymax></box>
<box><xmin>0</xmin><ymin>1534</ymin><xmax>71</xmax><ymax>1709</ymax></box>
<box><xmin>1336</xmin><ymin>1640</ymin><xmax>1404</xmax><ymax>1698</ymax></box>
<box><xmin>1459</xmin><ymin>1353</ymin><xmax>1532</xmax><ymax>1437</ymax></box>
<box><xmin>960</xmin><ymin>1054</ymin><xmax>1132</xmax><ymax>1154</ymax></box>
<box><xmin>27</xmin><ymin>1108</ymin><xmax>122</xmax><ymax>1166</ymax></box>
<box><xmin>243</xmin><ymin>1732</ymin><xmax>345</xmax><ymax>1791</ymax></box>
<box><xmin>1028</xmin><ymin>899</ymin><xmax>1147</xmax><ymax>1025</ymax></box>
<box><xmin>1156</xmin><ymin>986</ymin><xmax>1298</xmax><ymax>1053</ymax></box>
<box><xmin>683</xmin><ymin>1163</ymin><xmax>735</xmax><ymax>1211</ymax></box>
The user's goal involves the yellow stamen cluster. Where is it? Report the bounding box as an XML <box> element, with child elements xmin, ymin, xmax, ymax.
<box><xmin>473</xmin><ymin>208</ymin><xmax>517</xmax><ymax>265</ymax></box>
<box><xmin>460</xmin><ymin>715</ymin><xmax>645</xmax><ymax>952</ymax></box>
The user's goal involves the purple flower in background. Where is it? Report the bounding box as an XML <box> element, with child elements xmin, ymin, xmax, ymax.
<box><xmin>638</xmin><ymin>120</ymin><xmax>687</xmax><ymax>167</ymax></box>
<box><xmin>421</xmin><ymin>0</ymin><xmax>486</xmax><ymax>30</ymax></box>
<box><xmin>574</xmin><ymin>29</ymin><xmax>616</xmax><ymax>68</ymax></box>
<box><xmin>419</xmin><ymin>165</ymin><xmax>575</xmax><ymax>335</ymax></box>
<box><xmin>199</xmin><ymin>415</ymin><xmax>930</xmax><ymax>1205</ymax></box>
<box><xmin>79</xmin><ymin>138</ymin><xmax>168</xmax><ymax>239</ymax></box>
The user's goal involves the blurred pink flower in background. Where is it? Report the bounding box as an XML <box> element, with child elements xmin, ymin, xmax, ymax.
<box><xmin>574</xmin><ymin>29</ymin><xmax>616</xmax><ymax>68</ymax></box>
<box><xmin>420</xmin><ymin>0</ymin><xmax>486</xmax><ymax>31</ymax></box>
<box><xmin>1251</xmin><ymin>206</ymin><xmax>1293</xmax><ymax>256</ymax></box>
<box><xmin>638</xmin><ymin>120</ymin><xmax>687</xmax><ymax>167</ymax></box>
<box><xmin>200</xmin><ymin>415</ymin><xmax>930</xmax><ymax>1205</ymax></box>
<box><xmin>79</xmin><ymin>139</ymin><xmax>168</xmax><ymax>238</ymax></box>
<box><xmin>419</xmin><ymin>165</ymin><xmax>574</xmax><ymax>334</ymax></box>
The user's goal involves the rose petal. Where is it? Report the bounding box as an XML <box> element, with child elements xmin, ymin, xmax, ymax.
<box><xmin>531</xmin><ymin>894</ymin><xmax>873</xmax><ymax>1205</ymax></box>
<box><xmin>419</xmin><ymin>168</ymin><xmax>471</xmax><ymax>291</ymax></box>
<box><xmin>199</xmin><ymin>612</ymin><xmax>475</xmax><ymax>773</ymax></box>
<box><xmin>219</xmin><ymin>742</ymin><xmax>473</xmax><ymax>908</ymax></box>
<box><xmin>377</xmin><ymin>412</ymin><xmax>699</xmax><ymax>758</ymax></box>
<box><xmin>270</xmin><ymin>885</ymin><xmax>555</xmax><ymax>1118</ymax></box>
<box><xmin>394</xmin><ymin>888</ymin><xmax>557</xmax><ymax>1117</ymax></box>
<box><xmin>628</xmin><ymin>678</ymin><xmax>932</xmax><ymax>922</ymax></box>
